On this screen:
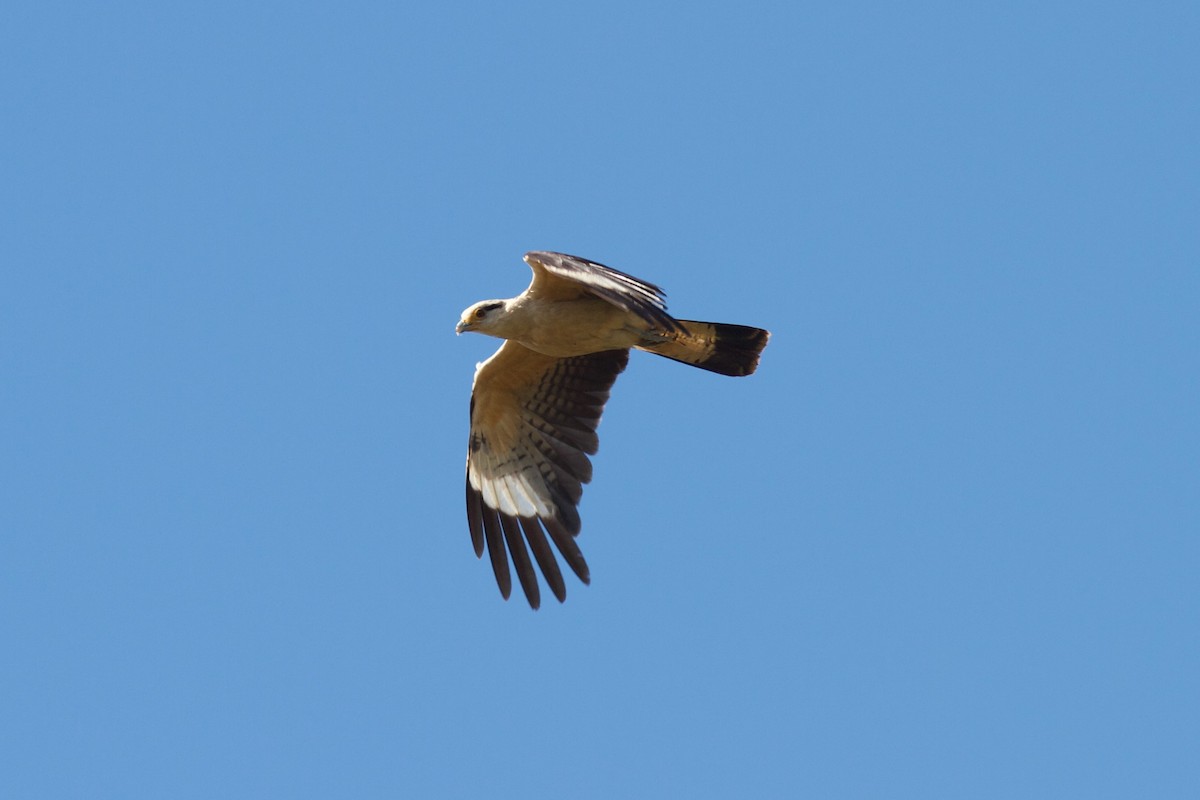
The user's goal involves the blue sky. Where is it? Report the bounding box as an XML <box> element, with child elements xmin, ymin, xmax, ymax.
<box><xmin>2</xmin><ymin>1</ymin><xmax>1197</xmax><ymax>797</ymax></box>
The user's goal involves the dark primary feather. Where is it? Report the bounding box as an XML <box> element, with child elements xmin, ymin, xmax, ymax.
<box><xmin>521</xmin><ymin>516</ymin><xmax>566</xmax><ymax>603</ymax></box>
<box><xmin>526</xmin><ymin>251</ymin><xmax>686</xmax><ymax>334</ymax></box>
<box><xmin>500</xmin><ymin>514</ymin><xmax>539</xmax><ymax>609</ymax></box>
<box><xmin>480</xmin><ymin>500</ymin><xmax>510</xmax><ymax>599</ymax></box>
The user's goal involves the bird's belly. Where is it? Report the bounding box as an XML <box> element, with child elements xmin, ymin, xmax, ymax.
<box><xmin>518</xmin><ymin>304</ymin><xmax>641</xmax><ymax>358</ymax></box>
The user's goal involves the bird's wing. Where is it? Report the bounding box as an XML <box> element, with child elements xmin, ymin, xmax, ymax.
<box><xmin>524</xmin><ymin>251</ymin><xmax>685</xmax><ymax>333</ymax></box>
<box><xmin>466</xmin><ymin>340</ymin><xmax>629</xmax><ymax>608</ymax></box>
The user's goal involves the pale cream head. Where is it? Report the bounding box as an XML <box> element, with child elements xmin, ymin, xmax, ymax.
<box><xmin>456</xmin><ymin>300</ymin><xmax>506</xmax><ymax>334</ymax></box>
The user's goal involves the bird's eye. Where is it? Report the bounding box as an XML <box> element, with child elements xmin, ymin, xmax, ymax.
<box><xmin>474</xmin><ymin>307</ymin><xmax>488</xmax><ymax>320</ymax></box>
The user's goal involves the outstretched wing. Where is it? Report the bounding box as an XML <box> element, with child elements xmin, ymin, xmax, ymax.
<box><xmin>524</xmin><ymin>251</ymin><xmax>685</xmax><ymax>334</ymax></box>
<box><xmin>466</xmin><ymin>340</ymin><xmax>629</xmax><ymax>608</ymax></box>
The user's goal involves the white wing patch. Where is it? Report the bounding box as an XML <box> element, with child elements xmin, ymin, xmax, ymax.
<box><xmin>468</xmin><ymin>455</ymin><xmax>553</xmax><ymax>519</ymax></box>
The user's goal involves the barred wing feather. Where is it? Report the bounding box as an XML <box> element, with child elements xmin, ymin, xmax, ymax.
<box><xmin>465</xmin><ymin>341</ymin><xmax>629</xmax><ymax>608</ymax></box>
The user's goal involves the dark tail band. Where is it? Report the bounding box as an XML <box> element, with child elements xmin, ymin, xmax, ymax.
<box><xmin>638</xmin><ymin>320</ymin><xmax>770</xmax><ymax>376</ymax></box>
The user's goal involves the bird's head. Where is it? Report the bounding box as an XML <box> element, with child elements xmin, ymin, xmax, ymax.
<box><xmin>456</xmin><ymin>300</ymin><xmax>507</xmax><ymax>335</ymax></box>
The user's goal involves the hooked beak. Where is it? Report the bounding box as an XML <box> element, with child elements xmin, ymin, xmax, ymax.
<box><xmin>455</xmin><ymin>320</ymin><xmax>471</xmax><ymax>335</ymax></box>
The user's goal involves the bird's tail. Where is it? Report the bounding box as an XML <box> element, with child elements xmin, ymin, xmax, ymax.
<box><xmin>637</xmin><ymin>320</ymin><xmax>770</xmax><ymax>377</ymax></box>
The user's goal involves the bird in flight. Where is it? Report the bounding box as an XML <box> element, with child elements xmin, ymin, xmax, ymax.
<box><xmin>457</xmin><ymin>251</ymin><xmax>769</xmax><ymax>608</ymax></box>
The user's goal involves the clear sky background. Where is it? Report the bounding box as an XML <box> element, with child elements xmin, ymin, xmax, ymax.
<box><xmin>2</xmin><ymin>2</ymin><xmax>1197</xmax><ymax>797</ymax></box>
